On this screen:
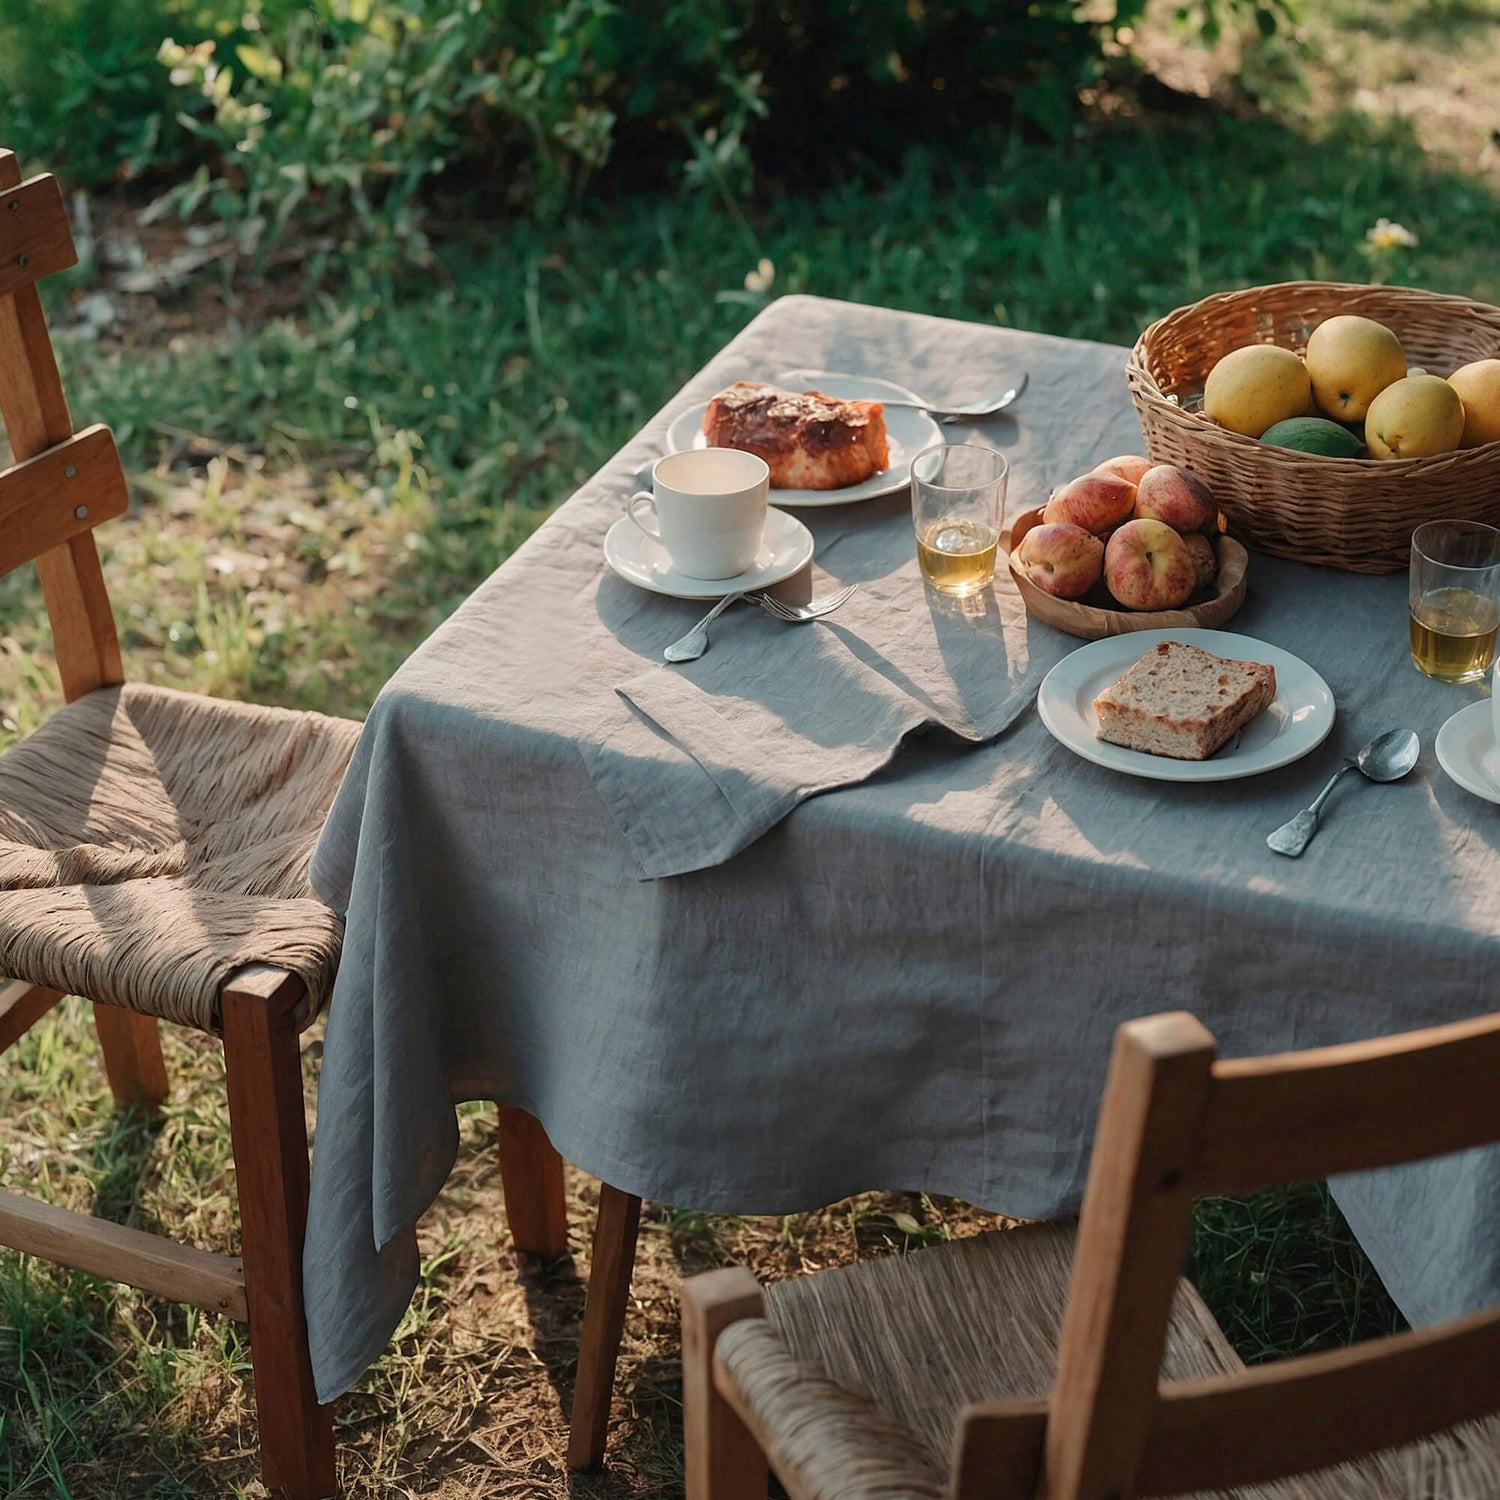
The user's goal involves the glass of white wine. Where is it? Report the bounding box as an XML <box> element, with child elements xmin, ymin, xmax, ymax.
<box><xmin>1409</xmin><ymin>520</ymin><xmax>1500</xmax><ymax>683</ymax></box>
<box><xmin>911</xmin><ymin>443</ymin><xmax>1009</xmax><ymax>598</ymax></box>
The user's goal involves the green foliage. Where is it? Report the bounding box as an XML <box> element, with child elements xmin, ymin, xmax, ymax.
<box><xmin>1174</xmin><ymin>0</ymin><xmax>1298</xmax><ymax>45</ymax></box>
<box><xmin>0</xmin><ymin>0</ymin><xmax>1297</xmax><ymax>256</ymax></box>
<box><xmin>0</xmin><ymin>0</ymin><xmax>211</xmax><ymax>183</ymax></box>
<box><xmin>155</xmin><ymin>1</ymin><xmax>506</xmax><ymax>264</ymax></box>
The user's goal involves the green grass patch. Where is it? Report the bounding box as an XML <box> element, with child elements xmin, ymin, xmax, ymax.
<box><xmin>11</xmin><ymin>105</ymin><xmax>1486</xmax><ymax>735</ymax></box>
<box><xmin>1192</xmin><ymin>1184</ymin><xmax>1406</xmax><ymax>1362</ymax></box>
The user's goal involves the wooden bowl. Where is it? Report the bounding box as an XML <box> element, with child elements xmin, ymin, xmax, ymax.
<box><xmin>1005</xmin><ymin>507</ymin><xmax>1249</xmax><ymax>641</ymax></box>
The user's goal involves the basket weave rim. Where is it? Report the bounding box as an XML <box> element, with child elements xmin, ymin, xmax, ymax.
<box><xmin>1128</xmin><ymin>279</ymin><xmax>1500</xmax><ymax>469</ymax></box>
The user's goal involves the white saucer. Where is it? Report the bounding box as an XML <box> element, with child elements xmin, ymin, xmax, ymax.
<box><xmin>603</xmin><ymin>506</ymin><xmax>814</xmax><ymax>599</ymax></box>
<box><xmin>664</xmin><ymin>370</ymin><xmax>943</xmax><ymax>507</ymax></box>
<box><xmin>1435</xmin><ymin>700</ymin><xmax>1500</xmax><ymax>804</ymax></box>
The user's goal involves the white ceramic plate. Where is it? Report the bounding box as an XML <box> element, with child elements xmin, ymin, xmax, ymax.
<box><xmin>1036</xmin><ymin>628</ymin><xmax>1336</xmax><ymax>783</ymax></box>
<box><xmin>664</xmin><ymin>369</ymin><xmax>943</xmax><ymax>507</ymax></box>
<box><xmin>1435</xmin><ymin>700</ymin><xmax>1500</xmax><ymax>804</ymax></box>
<box><xmin>603</xmin><ymin>505</ymin><xmax>814</xmax><ymax>600</ymax></box>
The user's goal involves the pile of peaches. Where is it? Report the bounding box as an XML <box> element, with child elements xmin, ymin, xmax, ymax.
<box><xmin>1013</xmin><ymin>456</ymin><xmax>1220</xmax><ymax>612</ymax></box>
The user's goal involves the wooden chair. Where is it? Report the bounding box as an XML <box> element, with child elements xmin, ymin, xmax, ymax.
<box><xmin>0</xmin><ymin>151</ymin><xmax>569</xmax><ymax>1499</ymax></box>
<box><xmin>683</xmin><ymin>1008</ymin><xmax>1500</xmax><ymax>1499</ymax></box>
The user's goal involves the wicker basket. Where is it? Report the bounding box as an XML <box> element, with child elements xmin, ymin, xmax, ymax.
<box><xmin>1127</xmin><ymin>280</ymin><xmax>1500</xmax><ymax>574</ymax></box>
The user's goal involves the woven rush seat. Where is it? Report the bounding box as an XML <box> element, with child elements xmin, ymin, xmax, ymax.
<box><xmin>717</xmin><ymin>1222</ymin><xmax>1500</xmax><ymax>1500</ymax></box>
<box><xmin>0</xmin><ymin>681</ymin><xmax>359</xmax><ymax>1033</ymax></box>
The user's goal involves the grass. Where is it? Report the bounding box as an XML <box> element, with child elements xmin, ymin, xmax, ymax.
<box><xmin>3</xmin><ymin>0</ymin><xmax>1500</xmax><ymax>1492</ymax></box>
<box><xmin>4</xmin><ymin>102</ymin><xmax>1489</xmax><ymax>736</ymax></box>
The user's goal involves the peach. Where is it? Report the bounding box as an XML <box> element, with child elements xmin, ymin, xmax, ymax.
<box><xmin>1092</xmin><ymin>454</ymin><xmax>1153</xmax><ymax>487</ymax></box>
<box><xmin>1133</xmin><ymin>464</ymin><xmax>1217</xmax><ymax>533</ymax></box>
<box><xmin>1103</xmin><ymin>519</ymin><xmax>1197</xmax><ymax>611</ymax></box>
<box><xmin>1042</xmin><ymin>472</ymin><xmax>1137</xmax><ymax>536</ymax></box>
<box><xmin>1182</xmin><ymin>531</ymin><xmax>1217</xmax><ymax>592</ymax></box>
<box><xmin>1015</xmin><ymin>522</ymin><xmax>1105</xmax><ymax>600</ymax></box>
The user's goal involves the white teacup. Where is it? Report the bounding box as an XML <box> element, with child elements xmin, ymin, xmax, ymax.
<box><xmin>626</xmin><ymin>448</ymin><xmax>770</xmax><ymax>580</ymax></box>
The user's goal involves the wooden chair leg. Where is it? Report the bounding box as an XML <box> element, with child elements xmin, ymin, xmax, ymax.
<box><xmin>93</xmin><ymin>1001</ymin><xmax>168</xmax><ymax>1111</ymax></box>
<box><xmin>566</xmin><ymin>1183</ymin><xmax>643</xmax><ymax>1470</ymax></box>
<box><xmin>495</xmin><ymin>1104</ymin><xmax>568</xmax><ymax>1257</ymax></box>
<box><xmin>0</xmin><ymin>980</ymin><xmax>63</xmax><ymax>1053</ymax></box>
<box><xmin>681</xmin><ymin>1268</ymin><xmax>769</xmax><ymax>1500</ymax></box>
<box><xmin>222</xmin><ymin>967</ymin><xmax>335</xmax><ymax>1500</ymax></box>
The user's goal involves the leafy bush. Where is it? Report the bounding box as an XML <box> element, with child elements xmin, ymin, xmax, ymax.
<box><xmin>157</xmin><ymin>1</ymin><xmax>493</xmax><ymax>264</ymax></box>
<box><xmin>0</xmin><ymin>0</ymin><xmax>211</xmax><ymax>183</ymax></box>
<box><xmin>1</xmin><ymin>0</ymin><xmax>1296</xmax><ymax>256</ymax></box>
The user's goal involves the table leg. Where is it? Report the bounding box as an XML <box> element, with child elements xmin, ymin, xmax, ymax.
<box><xmin>496</xmin><ymin>1105</ymin><xmax>569</xmax><ymax>1258</ymax></box>
<box><xmin>567</xmin><ymin>1183</ymin><xmax>642</xmax><ymax>1470</ymax></box>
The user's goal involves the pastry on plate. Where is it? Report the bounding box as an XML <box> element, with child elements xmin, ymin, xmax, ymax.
<box><xmin>1092</xmin><ymin>639</ymin><xmax>1276</xmax><ymax>761</ymax></box>
<box><xmin>701</xmin><ymin>381</ymin><xmax>889</xmax><ymax>489</ymax></box>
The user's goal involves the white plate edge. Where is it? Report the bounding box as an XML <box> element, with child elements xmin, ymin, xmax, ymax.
<box><xmin>1436</xmin><ymin>700</ymin><xmax>1500</xmax><ymax>804</ymax></box>
<box><xmin>1036</xmin><ymin>629</ymin><xmax>1336</xmax><ymax>782</ymax></box>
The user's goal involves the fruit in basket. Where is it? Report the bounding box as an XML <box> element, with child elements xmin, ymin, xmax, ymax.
<box><xmin>1364</xmin><ymin>374</ymin><xmax>1466</xmax><ymax>460</ymax></box>
<box><xmin>1202</xmin><ymin>345</ymin><xmax>1312</xmax><ymax>437</ymax></box>
<box><xmin>1259</xmin><ymin>415</ymin><xmax>1366</xmax><ymax>458</ymax></box>
<box><xmin>1448</xmin><ymin>359</ymin><xmax>1500</xmax><ymax>448</ymax></box>
<box><xmin>1092</xmin><ymin>454</ymin><xmax>1153</xmax><ymax>486</ymax></box>
<box><xmin>1304</xmin><ymin>315</ymin><xmax>1407</xmax><ymax>422</ymax></box>
<box><xmin>1133</xmin><ymin>464</ymin><xmax>1218</xmax><ymax>531</ymax></box>
<box><xmin>1042</xmin><ymin>472</ymin><xmax>1137</xmax><ymax>535</ymax></box>
<box><xmin>1014</xmin><ymin>523</ymin><xmax>1105</xmax><ymax>599</ymax></box>
<box><xmin>1103</xmin><ymin>519</ymin><xmax>1196</xmax><ymax>610</ymax></box>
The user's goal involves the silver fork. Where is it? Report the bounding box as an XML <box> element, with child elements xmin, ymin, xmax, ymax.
<box><xmin>752</xmin><ymin>583</ymin><xmax>858</xmax><ymax>623</ymax></box>
<box><xmin>662</xmin><ymin>584</ymin><xmax>858</xmax><ymax>663</ymax></box>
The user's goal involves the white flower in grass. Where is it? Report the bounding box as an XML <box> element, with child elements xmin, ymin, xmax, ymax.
<box><xmin>743</xmin><ymin>258</ymin><xmax>775</xmax><ymax>293</ymax></box>
<box><xmin>1366</xmin><ymin>218</ymin><xmax>1418</xmax><ymax>249</ymax></box>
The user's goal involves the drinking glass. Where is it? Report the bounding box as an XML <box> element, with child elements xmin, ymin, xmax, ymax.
<box><xmin>1409</xmin><ymin>520</ymin><xmax>1500</xmax><ymax>683</ymax></box>
<box><xmin>911</xmin><ymin>443</ymin><xmax>1009</xmax><ymax>598</ymax></box>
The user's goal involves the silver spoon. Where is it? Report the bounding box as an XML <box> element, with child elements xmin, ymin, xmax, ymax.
<box><xmin>1266</xmin><ymin>728</ymin><xmax>1421</xmax><ymax>857</ymax></box>
<box><xmin>663</xmin><ymin>592</ymin><xmax>746</xmax><ymax>662</ymax></box>
<box><xmin>879</xmin><ymin>373</ymin><xmax>1030</xmax><ymax>423</ymax></box>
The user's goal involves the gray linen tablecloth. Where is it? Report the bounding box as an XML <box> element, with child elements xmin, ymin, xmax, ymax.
<box><xmin>303</xmin><ymin>294</ymin><xmax>1500</xmax><ymax>1405</ymax></box>
<box><xmin>586</xmin><ymin>460</ymin><xmax>1088</xmax><ymax>875</ymax></box>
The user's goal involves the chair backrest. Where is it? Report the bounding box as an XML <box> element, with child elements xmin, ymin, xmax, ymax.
<box><xmin>0</xmin><ymin>146</ymin><xmax>126</xmax><ymax>702</ymax></box>
<box><xmin>952</xmin><ymin>1008</ymin><xmax>1500</xmax><ymax>1500</ymax></box>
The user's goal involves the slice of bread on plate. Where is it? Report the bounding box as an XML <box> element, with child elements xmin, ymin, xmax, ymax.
<box><xmin>1092</xmin><ymin>639</ymin><xmax>1276</xmax><ymax>761</ymax></box>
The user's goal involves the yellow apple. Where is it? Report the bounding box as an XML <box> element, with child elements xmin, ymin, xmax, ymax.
<box><xmin>1447</xmin><ymin>359</ymin><xmax>1500</xmax><ymax>448</ymax></box>
<box><xmin>1203</xmin><ymin>344</ymin><xmax>1312</xmax><ymax>438</ymax></box>
<box><xmin>1365</xmin><ymin>374</ymin><xmax>1465</xmax><ymax>460</ymax></box>
<box><xmin>1304</xmin><ymin>314</ymin><xmax>1407</xmax><ymax>422</ymax></box>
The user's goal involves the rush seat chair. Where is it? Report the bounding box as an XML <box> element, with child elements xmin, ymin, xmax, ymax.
<box><xmin>683</xmin><ymin>1008</ymin><xmax>1500</xmax><ymax>1499</ymax></box>
<box><xmin>0</xmin><ymin>150</ymin><xmax>569</xmax><ymax>1499</ymax></box>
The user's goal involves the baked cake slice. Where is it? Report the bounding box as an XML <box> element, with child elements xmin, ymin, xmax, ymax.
<box><xmin>701</xmin><ymin>381</ymin><xmax>889</xmax><ymax>489</ymax></box>
<box><xmin>1092</xmin><ymin>640</ymin><xmax>1276</xmax><ymax>761</ymax></box>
